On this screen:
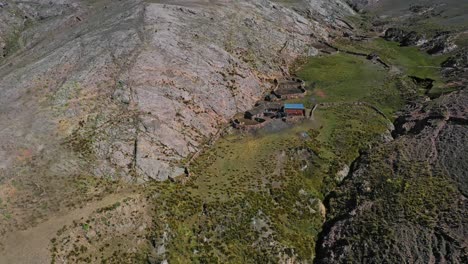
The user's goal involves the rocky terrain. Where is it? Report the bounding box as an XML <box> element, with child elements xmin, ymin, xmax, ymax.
<box><xmin>0</xmin><ymin>0</ymin><xmax>354</xmax><ymax>183</ymax></box>
<box><xmin>0</xmin><ymin>0</ymin><xmax>356</xmax><ymax>262</ymax></box>
<box><xmin>316</xmin><ymin>90</ymin><xmax>468</xmax><ymax>263</ymax></box>
<box><xmin>0</xmin><ymin>0</ymin><xmax>467</xmax><ymax>263</ymax></box>
<box><xmin>315</xmin><ymin>0</ymin><xmax>468</xmax><ymax>263</ymax></box>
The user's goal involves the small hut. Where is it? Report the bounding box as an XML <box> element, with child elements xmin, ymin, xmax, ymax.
<box><xmin>263</xmin><ymin>102</ymin><xmax>282</xmax><ymax>117</ymax></box>
<box><xmin>244</xmin><ymin>106</ymin><xmax>266</xmax><ymax>120</ymax></box>
<box><xmin>284</xmin><ymin>103</ymin><xmax>306</xmax><ymax>117</ymax></box>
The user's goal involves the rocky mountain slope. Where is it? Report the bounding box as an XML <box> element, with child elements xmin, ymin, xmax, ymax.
<box><xmin>316</xmin><ymin>90</ymin><xmax>468</xmax><ymax>263</ymax></box>
<box><xmin>316</xmin><ymin>0</ymin><xmax>468</xmax><ymax>263</ymax></box>
<box><xmin>0</xmin><ymin>0</ymin><xmax>354</xmax><ymax>183</ymax></box>
<box><xmin>1</xmin><ymin>0</ymin><xmax>466</xmax><ymax>263</ymax></box>
<box><xmin>0</xmin><ymin>0</ymin><xmax>356</xmax><ymax>257</ymax></box>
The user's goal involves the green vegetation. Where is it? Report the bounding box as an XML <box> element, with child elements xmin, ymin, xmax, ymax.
<box><xmin>96</xmin><ymin>202</ymin><xmax>121</xmax><ymax>213</ymax></box>
<box><xmin>293</xmin><ymin>52</ymin><xmax>420</xmax><ymax>116</ymax></box>
<box><xmin>1</xmin><ymin>197</ymin><xmax>13</xmax><ymax>221</ymax></box>
<box><xmin>3</xmin><ymin>31</ymin><xmax>22</xmax><ymax>57</ymax></box>
<box><xmin>142</xmin><ymin>53</ymin><xmax>402</xmax><ymax>262</ymax></box>
<box><xmin>396</xmin><ymin>176</ymin><xmax>456</xmax><ymax>227</ymax></box>
<box><xmin>82</xmin><ymin>223</ymin><xmax>90</xmax><ymax>231</ymax></box>
<box><xmin>145</xmin><ymin>115</ymin><xmax>390</xmax><ymax>262</ymax></box>
<box><xmin>292</xmin><ymin>38</ymin><xmax>452</xmax><ymax>117</ymax></box>
<box><xmin>335</xmin><ymin>38</ymin><xmax>448</xmax><ymax>81</ymax></box>
<box><xmin>137</xmin><ymin>35</ymin><xmax>449</xmax><ymax>262</ymax></box>
<box><xmin>296</xmin><ymin>53</ymin><xmax>388</xmax><ymax>103</ymax></box>
<box><xmin>315</xmin><ymin>105</ymin><xmax>389</xmax><ymax>164</ymax></box>
<box><xmin>190</xmin><ymin>122</ymin><xmax>319</xmax><ymax>201</ymax></box>
<box><xmin>148</xmin><ymin>123</ymin><xmax>326</xmax><ymax>262</ymax></box>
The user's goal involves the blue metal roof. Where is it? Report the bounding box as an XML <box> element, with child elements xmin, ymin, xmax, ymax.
<box><xmin>284</xmin><ymin>103</ymin><xmax>305</xmax><ymax>109</ymax></box>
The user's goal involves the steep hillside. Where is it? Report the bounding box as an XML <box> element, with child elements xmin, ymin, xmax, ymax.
<box><xmin>1</xmin><ymin>0</ymin><xmax>466</xmax><ymax>263</ymax></box>
<box><xmin>316</xmin><ymin>90</ymin><xmax>468</xmax><ymax>263</ymax></box>
<box><xmin>0</xmin><ymin>0</ymin><xmax>356</xmax><ymax>262</ymax></box>
<box><xmin>0</xmin><ymin>0</ymin><xmax>353</xmax><ymax>183</ymax></box>
<box><xmin>315</xmin><ymin>0</ymin><xmax>468</xmax><ymax>263</ymax></box>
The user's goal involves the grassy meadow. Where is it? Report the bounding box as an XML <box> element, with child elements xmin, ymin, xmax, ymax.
<box><xmin>135</xmin><ymin>36</ymin><xmax>448</xmax><ymax>262</ymax></box>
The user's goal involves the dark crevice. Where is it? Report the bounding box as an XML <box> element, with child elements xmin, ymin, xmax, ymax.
<box><xmin>447</xmin><ymin>117</ymin><xmax>468</xmax><ymax>126</ymax></box>
<box><xmin>409</xmin><ymin>75</ymin><xmax>435</xmax><ymax>95</ymax></box>
<box><xmin>314</xmin><ymin>152</ymin><xmax>365</xmax><ymax>263</ymax></box>
<box><xmin>132</xmin><ymin>136</ymin><xmax>138</xmax><ymax>172</ymax></box>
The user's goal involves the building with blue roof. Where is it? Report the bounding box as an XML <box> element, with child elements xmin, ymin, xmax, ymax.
<box><xmin>283</xmin><ymin>103</ymin><xmax>306</xmax><ymax>116</ymax></box>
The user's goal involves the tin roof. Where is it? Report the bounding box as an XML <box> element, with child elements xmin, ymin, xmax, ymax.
<box><xmin>284</xmin><ymin>103</ymin><xmax>305</xmax><ymax>110</ymax></box>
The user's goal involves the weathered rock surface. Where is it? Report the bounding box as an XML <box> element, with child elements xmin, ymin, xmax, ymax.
<box><xmin>383</xmin><ymin>28</ymin><xmax>423</xmax><ymax>46</ymax></box>
<box><xmin>443</xmin><ymin>48</ymin><xmax>468</xmax><ymax>69</ymax></box>
<box><xmin>383</xmin><ymin>28</ymin><xmax>457</xmax><ymax>54</ymax></box>
<box><xmin>316</xmin><ymin>89</ymin><xmax>468</xmax><ymax>263</ymax></box>
<box><xmin>315</xmin><ymin>1</ymin><xmax>468</xmax><ymax>263</ymax></box>
<box><xmin>0</xmin><ymin>0</ymin><xmax>356</xmax><ymax>240</ymax></box>
<box><xmin>442</xmin><ymin>48</ymin><xmax>468</xmax><ymax>87</ymax></box>
<box><xmin>345</xmin><ymin>0</ymin><xmax>381</xmax><ymax>11</ymax></box>
<box><xmin>0</xmin><ymin>0</ymin><xmax>355</xmax><ymax>184</ymax></box>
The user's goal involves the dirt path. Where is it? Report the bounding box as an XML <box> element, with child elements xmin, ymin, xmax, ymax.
<box><xmin>0</xmin><ymin>192</ymin><xmax>137</xmax><ymax>264</ymax></box>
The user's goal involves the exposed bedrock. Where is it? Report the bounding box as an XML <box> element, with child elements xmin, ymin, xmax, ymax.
<box><xmin>0</xmin><ymin>0</ymin><xmax>355</xmax><ymax>182</ymax></box>
<box><xmin>344</xmin><ymin>0</ymin><xmax>381</xmax><ymax>12</ymax></box>
<box><xmin>442</xmin><ymin>48</ymin><xmax>468</xmax><ymax>87</ymax></box>
<box><xmin>383</xmin><ymin>28</ymin><xmax>457</xmax><ymax>55</ymax></box>
<box><xmin>315</xmin><ymin>88</ymin><xmax>468</xmax><ymax>263</ymax></box>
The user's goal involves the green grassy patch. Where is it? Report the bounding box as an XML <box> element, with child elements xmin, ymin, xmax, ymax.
<box><xmin>333</xmin><ymin>38</ymin><xmax>453</xmax><ymax>97</ymax></box>
<box><xmin>296</xmin><ymin>53</ymin><xmax>388</xmax><ymax>103</ymax></box>
<box><xmin>294</xmin><ymin>52</ymin><xmax>421</xmax><ymax>117</ymax></box>
<box><xmin>293</xmin><ymin>37</ymin><xmax>450</xmax><ymax>117</ymax></box>
<box><xmin>189</xmin><ymin>121</ymin><xmax>319</xmax><ymax>202</ymax></box>
<box><xmin>315</xmin><ymin>105</ymin><xmax>389</xmax><ymax>163</ymax></box>
<box><xmin>336</xmin><ymin>38</ymin><xmax>448</xmax><ymax>81</ymax></box>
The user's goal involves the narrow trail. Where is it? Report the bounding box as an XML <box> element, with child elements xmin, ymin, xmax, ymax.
<box><xmin>0</xmin><ymin>192</ymin><xmax>138</xmax><ymax>264</ymax></box>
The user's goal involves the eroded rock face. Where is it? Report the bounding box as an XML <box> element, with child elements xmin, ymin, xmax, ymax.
<box><xmin>345</xmin><ymin>0</ymin><xmax>381</xmax><ymax>11</ymax></box>
<box><xmin>443</xmin><ymin>49</ymin><xmax>468</xmax><ymax>69</ymax></box>
<box><xmin>442</xmin><ymin>48</ymin><xmax>468</xmax><ymax>87</ymax></box>
<box><xmin>316</xmin><ymin>89</ymin><xmax>468</xmax><ymax>263</ymax></box>
<box><xmin>383</xmin><ymin>27</ymin><xmax>458</xmax><ymax>55</ymax></box>
<box><xmin>0</xmin><ymin>0</ymin><xmax>354</xmax><ymax>183</ymax></box>
<box><xmin>0</xmin><ymin>0</ymin><xmax>79</xmax><ymax>57</ymax></box>
<box><xmin>383</xmin><ymin>28</ymin><xmax>426</xmax><ymax>47</ymax></box>
<box><xmin>422</xmin><ymin>32</ymin><xmax>457</xmax><ymax>55</ymax></box>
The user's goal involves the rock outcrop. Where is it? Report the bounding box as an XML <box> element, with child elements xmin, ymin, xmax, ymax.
<box><xmin>383</xmin><ymin>28</ymin><xmax>424</xmax><ymax>46</ymax></box>
<box><xmin>0</xmin><ymin>0</ymin><xmax>355</xmax><ymax>184</ymax></box>
<box><xmin>316</xmin><ymin>89</ymin><xmax>468</xmax><ymax>264</ymax></box>
<box><xmin>383</xmin><ymin>28</ymin><xmax>457</xmax><ymax>55</ymax></box>
<box><xmin>442</xmin><ymin>48</ymin><xmax>468</xmax><ymax>87</ymax></box>
<box><xmin>345</xmin><ymin>0</ymin><xmax>381</xmax><ymax>11</ymax></box>
<box><xmin>315</xmin><ymin>1</ymin><xmax>468</xmax><ymax>262</ymax></box>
